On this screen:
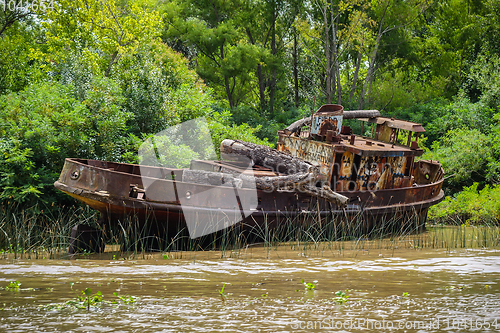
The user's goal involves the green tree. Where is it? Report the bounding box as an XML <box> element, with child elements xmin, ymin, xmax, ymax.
<box><xmin>0</xmin><ymin>2</ymin><xmax>32</xmax><ymax>37</ymax></box>
<box><xmin>0</xmin><ymin>80</ymin><xmax>132</xmax><ymax>205</ymax></box>
<box><xmin>240</xmin><ymin>0</ymin><xmax>299</xmax><ymax>113</ymax></box>
<box><xmin>356</xmin><ymin>0</ymin><xmax>428</xmax><ymax>109</ymax></box>
<box><xmin>164</xmin><ymin>0</ymin><xmax>264</xmax><ymax>109</ymax></box>
<box><xmin>39</xmin><ymin>0</ymin><xmax>162</xmax><ymax>77</ymax></box>
<box><xmin>0</xmin><ymin>17</ymin><xmax>44</xmax><ymax>94</ymax></box>
<box><xmin>112</xmin><ymin>40</ymin><xmax>214</xmax><ymax>134</ymax></box>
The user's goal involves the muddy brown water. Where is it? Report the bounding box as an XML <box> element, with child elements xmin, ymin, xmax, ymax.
<box><xmin>1</xmin><ymin>230</ymin><xmax>500</xmax><ymax>332</ymax></box>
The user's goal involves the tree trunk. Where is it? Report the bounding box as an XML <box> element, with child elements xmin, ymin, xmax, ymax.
<box><xmin>221</xmin><ymin>139</ymin><xmax>313</xmax><ymax>174</ymax></box>
<box><xmin>257</xmin><ymin>64</ymin><xmax>266</xmax><ymax>109</ymax></box>
<box><xmin>224</xmin><ymin>75</ymin><xmax>234</xmax><ymax>109</ymax></box>
<box><xmin>367</xmin><ymin>62</ymin><xmax>379</xmax><ymax>106</ymax></box>
<box><xmin>358</xmin><ymin>1</ymin><xmax>389</xmax><ymax>109</ymax></box>
<box><xmin>323</xmin><ymin>4</ymin><xmax>332</xmax><ymax>104</ymax></box>
<box><xmin>220</xmin><ymin>43</ymin><xmax>235</xmax><ymax>109</ymax></box>
<box><xmin>335</xmin><ymin>60</ymin><xmax>341</xmax><ymax>105</ymax></box>
<box><xmin>183</xmin><ymin>169</ymin><xmax>243</xmax><ymax>188</ymax></box>
<box><xmin>104</xmin><ymin>50</ymin><xmax>120</xmax><ymax>77</ymax></box>
<box><xmin>349</xmin><ymin>52</ymin><xmax>362</xmax><ymax>104</ymax></box>
<box><xmin>358</xmin><ymin>35</ymin><xmax>380</xmax><ymax>109</ymax></box>
<box><xmin>286</xmin><ymin>116</ymin><xmax>311</xmax><ymax>134</ymax></box>
<box><xmin>269</xmin><ymin>3</ymin><xmax>277</xmax><ymax>114</ymax></box>
<box><xmin>285</xmin><ymin>109</ymin><xmax>381</xmax><ymax>134</ymax></box>
<box><xmin>342</xmin><ymin>110</ymin><xmax>381</xmax><ymax>118</ymax></box>
<box><xmin>184</xmin><ymin>167</ymin><xmax>348</xmax><ymax>207</ymax></box>
<box><xmin>293</xmin><ymin>29</ymin><xmax>299</xmax><ymax>107</ymax></box>
<box><xmin>331</xmin><ymin>4</ymin><xmax>341</xmax><ymax>105</ymax></box>
<box><xmin>220</xmin><ymin>139</ymin><xmax>349</xmax><ymax>207</ymax></box>
<box><xmin>246</xmin><ymin>28</ymin><xmax>266</xmax><ymax>109</ymax></box>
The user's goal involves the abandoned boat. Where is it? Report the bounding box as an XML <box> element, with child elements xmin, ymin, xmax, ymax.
<box><xmin>55</xmin><ymin>105</ymin><xmax>444</xmax><ymax>252</ymax></box>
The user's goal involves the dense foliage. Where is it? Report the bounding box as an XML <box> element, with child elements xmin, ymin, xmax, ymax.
<box><xmin>0</xmin><ymin>1</ymin><xmax>268</xmax><ymax>207</ymax></box>
<box><xmin>430</xmin><ymin>183</ymin><xmax>500</xmax><ymax>225</ymax></box>
<box><xmin>0</xmin><ymin>0</ymin><xmax>500</xmax><ymax>223</ymax></box>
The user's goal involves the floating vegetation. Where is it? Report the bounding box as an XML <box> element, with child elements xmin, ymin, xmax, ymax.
<box><xmin>333</xmin><ymin>290</ymin><xmax>349</xmax><ymax>304</ymax></box>
<box><xmin>41</xmin><ymin>282</ymin><xmax>139</xmax><ymax>311</ymax></box>
<box><xmin>0</xmin><ymin>280</ymin><xmax>37</xmax><ymax>292</ymax></box>
<box><xmin>300</xmin><ymin>279</ymin><xmax>318</xmax><ymax>291</ymax></box>
<box><xmin>69</xmin><ymin>284</ymin><xmax>103</xmax><ymax>311</ymax></box>
<box><xmin>444</xmin><ymin>285</ymin><xmax>469</xmax><ymax>291</ymax></box>
<box><xmin>3</xmin><ymin>281</ymin><xmax>21</xmax><ymax>291</ymax></box>
<box><xmin>112</xmin><ymin>292</ymin><xmax>139</xmax><ymax>305</ymax></box>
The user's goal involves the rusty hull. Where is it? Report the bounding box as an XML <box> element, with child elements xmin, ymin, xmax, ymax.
<box><xmin>55</xmin><ymin>156</ymin><xmax>444</xmax><ymax>233</ymax></box>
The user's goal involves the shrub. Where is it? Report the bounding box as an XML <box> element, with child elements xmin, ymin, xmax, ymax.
<box><xmin>0</xmin><ymin>80</ymin><xmax>132</xmax><ymax>206</ymax></box>
<box><xmin>429</xmin><ymin>183</ymin><xmax>500</xmax><ymax>225</ymax></box>
<box><xmin>423</xmin><ymin>127</ymin><xmax>496</xmax><ymax>193</ymax></box>
<box><xmin>207</xmin><ymin>110</ymin><xmax>272</xmax><ymax>156</ymax></box>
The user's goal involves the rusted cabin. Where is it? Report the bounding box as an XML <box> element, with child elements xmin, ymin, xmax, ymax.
<box><xmin>277</xmin><ymin>105</ymin><xmax>442</xmax><ymax>195</ymax></box>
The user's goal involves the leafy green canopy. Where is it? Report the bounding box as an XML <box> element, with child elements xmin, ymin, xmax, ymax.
<box><xmin>0</xmin><ymin>0</ymin><xmax>269</xmax><ymax>208</ymax></box>
<box><xmin>0</xmin><ymin>80</ymin><xmax>131</xmax><ymax>205</ymax></box>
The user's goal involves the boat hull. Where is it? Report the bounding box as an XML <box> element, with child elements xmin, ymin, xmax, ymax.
<box><xmin>55</xmin><ymin>158</ymin><xmax>444</xmax><ymax>241</ymax></box>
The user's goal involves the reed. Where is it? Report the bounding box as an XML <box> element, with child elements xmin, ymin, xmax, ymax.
<box><xmin>0</xmin><ymin>202</ymin><xmax>499</xmax><ymax>259</ymax></box>
<box><xmin>0</xmin><ymin>203</ymin><xmax>98</xmax><ymax>259</ymax></box>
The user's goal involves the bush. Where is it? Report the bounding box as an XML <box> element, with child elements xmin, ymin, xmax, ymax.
<box><xmin>0</xmin><ymin>80</ymin><xmax>133</xmax><ymax>206</ymax></box>
<box><xmin>113</xmin><ymin>41</ymin><xmax>213</xmax><ymax>135</ymax></box>
<box><xmin>424</xmin><ymin>96</ymin><xmax>496</xmax><ymax>144</ymax></box>
<box><xmin>0</xmin><ymin>83</ymin><xmax>89</xmax><ymax>205</ymax></box>
<box><xmin>229</xmin><ymin>103</ymin><xmax>307</xmax><ymax>143</ymax></box>
<box><xmin>389</xmin><ymin>97</ymin><xmax>496</xmax><ymax>145</ymax></box>
<box><xmin>423</xmin><ymin>127</ymin><xmax>495</xmax><ymax>193</ymax></box>
<box><xmin>429</xmin><ymin>183</ymin><xmax>500</xmax><ymax>225</ymax></box>
<box><xmin>207</xmin><ymin>110</ymin><xmax>272</xmax><ymax>156</ymax></box>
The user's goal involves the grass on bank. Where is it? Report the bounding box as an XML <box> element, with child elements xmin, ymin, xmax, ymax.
<box><xmin>1</xmin><ymin>199</ymin><xmax>500</xmax><ymax>260</ymax></box>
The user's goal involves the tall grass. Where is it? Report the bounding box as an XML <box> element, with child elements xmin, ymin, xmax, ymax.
<box><xmin>0</xmin><ymin>204</ymin><xmax>99</xmax><ymax>259</ymax></box>
<box><xmin>1</xmin><ymin>202</ymin><xmax>499</xmax><ymax>259</ymax></box>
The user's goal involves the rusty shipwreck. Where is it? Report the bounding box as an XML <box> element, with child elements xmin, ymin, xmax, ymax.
<box><xmin>55</xmin><ymin>105</ymin><xmax>444</xmax><ymax>252</ymax></box>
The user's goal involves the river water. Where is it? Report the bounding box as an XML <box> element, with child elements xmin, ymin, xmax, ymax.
<box><xmin>1</xmin><ymin>234</ymin><xmax>500</xmax><ymax>332</ymax></box>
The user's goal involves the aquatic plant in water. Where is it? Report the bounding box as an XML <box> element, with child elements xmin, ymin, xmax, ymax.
<box><xmin>4</xmin><ymin>281</ymin><xmax>21</xmax><ymax>291</ymax></box>
<box><xmin>218</xmin><ymin>283</ymin><xmax>228</xmax><ymax>301</ymax></box>
<box><xmin>69</xmin><ymin>283</ymin><xmax>103</xmax><ymax>310</ymax></box>
<box><xmin>112</xmin><ymin>292</ymin><xmax>139</xmax><ymax>305</ymax></box>
<box><xmin>445</xmin><ymin>285</ymin><xmax>469</xmax><ymax>291</ymax></box>
<box><xmin>334</xmin><ymin>290</ymin><xmax>349</xmax><ymax>304</ymax></box>
<box><xmin>41</xmin><ymin>283</ymin><xmax>139</xmax><ymax>311</ymax></box>
<box><xmin>300</xmin><ymin>279</ymin><xmax>318</xmax><ymax>291</ymax></box>
<box><xmin>1</xmin><ymin>281</ymin><xmax>36</xmax><ymax>292</ymax></box>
